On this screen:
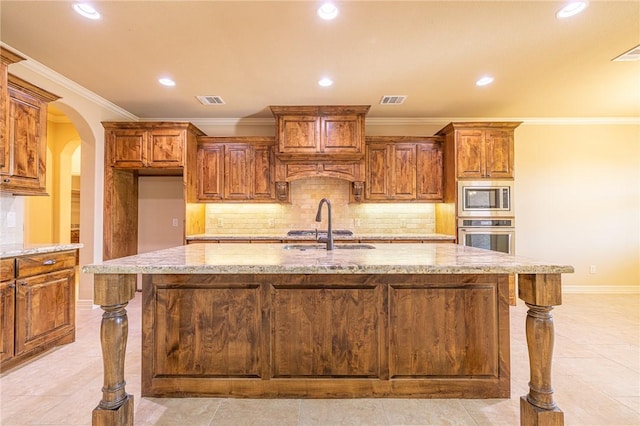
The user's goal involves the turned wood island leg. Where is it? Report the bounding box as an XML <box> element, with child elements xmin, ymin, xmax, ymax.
<box><xmin>518</xmin><ymin>274</ymin><xmax>564</xmax><ymax>426</ymax></box>
<box><xmin>92</xmin><ymin>274</ymin><xmax>137</xmax><ymax>426</ymax></box>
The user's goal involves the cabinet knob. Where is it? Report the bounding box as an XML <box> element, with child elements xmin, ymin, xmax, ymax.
<box><xmin>8</xmin><ymin>283</ymin><xmax>15</xmax><ymax>289</ymax></box>
<box><xmin>19</xmin><ymin>281</ymin><xmax>27</xmax><ymax>286</ymax></box>
<box><xmin>2</xmin><ymin>178</ymin><xmax>9</xmax><ymax>183</ymax></box>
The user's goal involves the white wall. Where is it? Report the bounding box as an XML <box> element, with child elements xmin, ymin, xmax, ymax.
<box><xmin>515</xmin><ymin>124</ymin><xmax>639</xmax><ymax>292</ymax></box>
<box><xmin>138</xmin><ymin>176</ymin><xmax>184</xmax><ymax>253</ymax></box>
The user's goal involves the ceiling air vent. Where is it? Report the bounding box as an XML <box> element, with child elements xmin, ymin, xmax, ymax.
<box><xmin>196</xmin><ymin>95</ymin><xmax>226</xmax><ymax>105</ymax></box>
<box><xmin>613</xmin><ymin>44</ymin><xmax>640</xmax><ymax>62</ymax></box>
<box><xmin>380</xmin><ymin>95</ymin><xmax>407</xmax><ymax>105</ymax></box>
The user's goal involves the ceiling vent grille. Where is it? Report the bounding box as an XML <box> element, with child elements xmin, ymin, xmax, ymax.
<box><xmin>613</xmin><ymin>44</ymin><xmax>640</xmax><ymax>62</ymax></box>
<box><xmin>196</xmin><ymin>95</ymin><xmax>226</xmax><ymax>105</ymax></box>
<box><xmin>380</xmin><ymin>95</ymin><xmax>407</xmax><ymax>105</ymax></box>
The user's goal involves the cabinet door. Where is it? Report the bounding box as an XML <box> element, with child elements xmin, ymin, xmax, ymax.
<box><xmin>0</xmin><ymin>61</ymin><xmax>7</xmax><ymax>169</ymax></box>
<box><xmin>110</xmin><ymin>129</ymin><xmax>147</xmax><ymax>168</ymax></box>
<box><xmin>416</xmin><ymin>143</ymin><xmax>443</xmax><ymax>201</ymax></box>
<box><xmin>456</xmin><ymin>130</ymin><xmax>485</xmax><ymax>178</ymax></box>
<box><xmin>321</xmin><ymin>115</ymin><xmax>362</xmax><ymax>155</ymax></box>
<box><xmin>147</xmin><ymin>129</ymin><xmax>184</xmax><ymax>168</ymax></box>
<box><xmin>0</xmin><ymin>279</ymin><xmax>15</xmax><ymax>363</ymax></box>
<box><xmin>484</xmin><ymin>130</ymin><xmax>514</xmax><ymax>178</ymax></box>
<box><xmin>365</xmin><ymin>143</ymin><xmax>390</xmax><ymax>200</ymax></box>
<box><xmin>278</xmin><ymin>115</ymin><xmax>319</xmax><ymax>154</ymax></box>
<box><xmin>0</xmin><ymin>89</ymin><xmax>46</xmax><ymax>193</ymax></box>
<box><xmin>224</xmin><ymin>144</ymin><xmax>252</xmax><ymax>200</ymax></box>
<box><xmin>390</xmin><ymin>143</ymin><xmax>416</xmax><ymax>199</ymax></box>
<box><xmin>197</xmin><ymin>144</ymin><xmax>224</xmax><ymax>201</ymax></box>
<box><xmin>15</xmin><ymin>269</ymin><xmax>75</xmax><ymax>356</ymax></box>
<box><xmin>253</xmin><ymin>144</ymin><xmax>275</xmax><ymax>200</ymax></box>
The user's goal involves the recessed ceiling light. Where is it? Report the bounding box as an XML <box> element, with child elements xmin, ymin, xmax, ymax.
<box><xmin>72</xmin><ymin>3</ymin><xmax>101</xmax><ymax>20</ymax></box>
<box><xmin>158</xmin><ymin>77</ymin><xmax>176</xmax><ymax>87</ymax></box>
<box><xmin>476</xmin><ymin>76</ymin><xmax>494</xmax><ymax>87</ymax></box>
<box><xmin>556</xmin><ymin>1</ymin><xmax>588</xmax><ymax>19</ymax></box>
<box><xmin>318</xmin><ymin>3</ymin><xmax>339</xmax><ymax>20</ymax></box>
<box><xmin>612</xmin><ymin>44</ymin><xmax>640</xmax><ymax>62</ymax></box>
<box><xmin>318</xmin><ymin>77</ymin><xmax>333</xmax><ymax>87</ymax></box>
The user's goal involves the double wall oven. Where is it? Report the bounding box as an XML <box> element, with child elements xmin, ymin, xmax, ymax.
<box><xmin>457</xmin><ymin>181</ymin><xmax>515</xmax><ymax>254</ymax></box>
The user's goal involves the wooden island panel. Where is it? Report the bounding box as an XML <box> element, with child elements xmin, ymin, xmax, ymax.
<box><xmin>141</xmin><ymin>273</ymin><xmax>509</xmax><ymax>398</ymax></box>
<box><xmin>272</xmin><ymin>285</ymin><xmax>380</xmax><ymax>377</ymax></box>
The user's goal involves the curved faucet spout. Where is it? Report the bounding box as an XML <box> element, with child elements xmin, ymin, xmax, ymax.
<box><xmin>315</xmin><ymin>198</ymin><xmax>334</xmax><ymax>250</ymax></box>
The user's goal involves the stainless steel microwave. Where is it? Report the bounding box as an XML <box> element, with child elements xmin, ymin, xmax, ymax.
<box><xmin>458</xmin><ymin>181</ymin><xmax>513</xmax><ymax>217</ymax></box>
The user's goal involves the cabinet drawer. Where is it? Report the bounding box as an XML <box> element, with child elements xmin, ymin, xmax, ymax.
<box><xmin>1</xmin><ymin>258</ymin><xmax>16</xmax><ymax>280</ymax></box>
<box><xmin>16</xmin><ymin>251</ymin><xmax>76</xmax><ymax>278</ymax></box>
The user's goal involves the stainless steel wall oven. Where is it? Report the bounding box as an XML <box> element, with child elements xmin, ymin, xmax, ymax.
<box><xmin>458</xmin><ymin>218</ymin><xmax>515</xmax><ymax>254</ymax></box>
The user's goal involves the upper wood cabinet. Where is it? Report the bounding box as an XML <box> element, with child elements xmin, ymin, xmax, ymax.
<box><xmin>0</xmin><ymin>48</ymin><xmax>25</xmax><ymax>172</ymax></box>
<box><xmin>103</xmin><ymin>122</ymin><xmax>204</xmax><ymax>170</ymax></box>
<box><xmin>416</xmin><ymin>142</ymin><xmax>444</xmax><ymax>200</ymax></box>
<box><xmin>437</xmin><ymin>122</ymin><xmax>520</xmax><ymax>179</ymax></box>
<box><xmin>270</xmin><ymin>105</ymin><xmax>370</xmax><ymax>159</ymax></box>
<box><xmin>0</xmin><ymin>74</ymin><xmax>59</xmax><ymax>196</ymax></box>
<box><xmin>365</xmin><ymin>137</ymin><xmax>443</xmax><ymax>202</ymax></box>
<box><xmin>194</xmin><ymin>137</ymin><xmax>276</xmax><ymax>202</ymax></box>
<box><xmin>366</xmin><ymin>142</ymin><xmax>416</xmax><ymax>200</ymax></box>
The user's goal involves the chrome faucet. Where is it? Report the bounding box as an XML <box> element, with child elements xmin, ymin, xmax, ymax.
<box><xmin>315</xmin><ymin>198</ymin><xmax>334</xmax><ymax>250</ymax></box>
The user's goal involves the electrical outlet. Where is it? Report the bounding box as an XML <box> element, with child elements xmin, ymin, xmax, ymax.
<box><xmin>6</xmin><ymin>212</ymin><xmax>16</xmax><ymax>228</ymax></box>
<box><xmin>589</xmin><ymin>265</ymin><xmax>596</xmax><ymax>274</ymax></box>
<box><xmin>268</xmin><ymin>218</ymin><xmax>275</xmax><ymax>228</ymax></box>
<box><xmin>400</xmin><ymin>219</ymin><xmax>406</xmax><ymax>228</ymax></box>
<box><xmin>217</xmin><ymin>218</ymin><xmax>224</xmax><ymax>227</ymax></box>
<box><xmin>354</xmin><ymin>218</ymin><xmax>361</xmax><ymax>227</ymax></box>
<box><xmin>172</xmin><ymin>218</ymin><xmax>179</xmax><ymax>227</ymax></box>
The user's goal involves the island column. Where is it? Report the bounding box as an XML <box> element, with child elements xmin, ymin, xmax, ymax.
<box><xmin>518</xmin><ymin>273</ymin><xmax>564</xmax><ymax>426</ymax></box>
<box><xmin>92</xmin><ymin>274</ymin><xmax>137</xmax><ymax>426</ymax></box>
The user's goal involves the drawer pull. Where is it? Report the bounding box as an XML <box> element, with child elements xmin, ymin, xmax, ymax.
<box><xmin>43</xmin><ymin>259</ymin><xmax>57</xmax><ymax>265</ymax></box>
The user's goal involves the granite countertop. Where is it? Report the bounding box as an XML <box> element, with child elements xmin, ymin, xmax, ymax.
<box><xmin>83</xmin><ymin>243</ymin><xmax>574</xmax><ymax>275</ymax></box>
<box><xmin>186</xmin><ymin>233</ymin><xmax>456</xmax><ymax>241</ymax></box>
<box><xmin>0</xmin><ymin>243</ymin><xmax>83</xmax><ymax>259</ymax></box>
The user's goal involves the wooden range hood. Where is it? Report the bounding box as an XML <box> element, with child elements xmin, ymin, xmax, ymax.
<box><xmin>270</xmin><ymin>105</ymin><xmax>370</xmax><ymax>201</ymax></box>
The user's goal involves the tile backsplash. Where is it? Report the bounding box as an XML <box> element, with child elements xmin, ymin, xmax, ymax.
<box><xmin>0</xmin><ymin>193</ymin><xmax>24</xmax><ymax>244</ymax></box>
<box><xmin>203</xmin><ymin>178</ymin><xmax>435</xmax><ymax>235</ymax></box>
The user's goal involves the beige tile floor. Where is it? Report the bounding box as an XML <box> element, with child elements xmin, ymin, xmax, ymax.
<box><xmin>1</xmin><ymin>293</ymin><xmax>638</xmax><ymax>425</ymax></box>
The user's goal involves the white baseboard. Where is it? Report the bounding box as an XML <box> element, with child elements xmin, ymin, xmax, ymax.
<box><xmin>562</xmin><ymin>285</ymin><xmax>640</xmax><ymax>294</ymax></box>
<box><xmin>76</xmin><ymin>299</ymin><xmax>99</xmax><ymax>310</ymax></box>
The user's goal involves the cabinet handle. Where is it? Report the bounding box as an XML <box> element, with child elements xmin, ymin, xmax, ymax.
<box><xmin>8</xmin><ymin>283</ymin><xmax>15</xmax><ymax>289</ymax></box>
<box><xmin>43</xmin><ymin>259</ymin><xmax>57</xmax><ymax>265</ymax></box>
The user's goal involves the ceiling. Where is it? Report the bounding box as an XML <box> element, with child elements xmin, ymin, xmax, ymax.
<box><xmin>1</xmin><ymin>1</ymin><xmax>639</xmax><ymax>121</ymax></box>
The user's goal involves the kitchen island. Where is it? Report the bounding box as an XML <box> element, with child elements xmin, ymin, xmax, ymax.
<box><xmin>83</xmin><ymin>243</ymin><xmax>573</xmax><ymax>426</ymax></box>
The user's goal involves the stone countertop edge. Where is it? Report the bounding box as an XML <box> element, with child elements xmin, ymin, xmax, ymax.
<box><xmin>82</xmin><ymin>243</ymin><xmax>574</xmax><ymax>275</ymax></box>
<box><xmin>186</xmin><ymin>233</ymin><xmax>457</xmax><ymax>241</ymax></box>
<box><xmin>0</xmin><ymin>243</ymin><xmax>84</xmax><ymax>259</ymax></box>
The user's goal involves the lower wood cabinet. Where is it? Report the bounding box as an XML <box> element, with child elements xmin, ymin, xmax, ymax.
<box><xmin>0</xmin><ymin>250</ymin><xmax>77</xmax><ymax>372</ymax></box>
<box><xmin>0</xmin><ymin>258</ymin><xmax>16</xmax><ymax>364</ymax></box>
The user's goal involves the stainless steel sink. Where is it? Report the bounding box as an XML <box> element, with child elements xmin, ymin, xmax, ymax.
<box><xmin>283</xmin><ymin>244</ymin><xmax>374</xmax><ymax>250</ymax></box>
<box><xmin>286</xmin><ymin>229</ymin><xmax>354</xmax><ymax>237</ymax></box>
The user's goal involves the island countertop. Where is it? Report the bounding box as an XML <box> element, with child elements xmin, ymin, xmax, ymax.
<box><xmin>82</xmin><ymin>242</ymin><xmax>574</xmax><ymax>275</ymax></box>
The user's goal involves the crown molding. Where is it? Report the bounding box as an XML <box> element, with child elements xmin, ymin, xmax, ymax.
<box><xmin>2</xmin><ymin>42</ymin><xmax>137</xmax><ymax>121</ymax></box>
